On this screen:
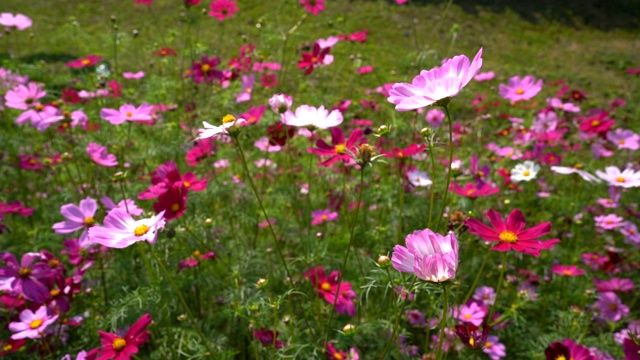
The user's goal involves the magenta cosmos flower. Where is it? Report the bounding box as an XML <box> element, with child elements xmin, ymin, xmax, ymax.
<box><xmin>9</xmin><ymin>306</ymin><xmax>58</xmax><ymax>340</ymax></box>
<box><xmin>300</xmin><ymin>0</ymin><xmax>325</xmax><ymax>15</ymax></box>
<box><xmin>392</xmin><ymin>228</ymin><xmax>458</xmax><ymax>283</ymax></box>
<box><xmin>88</xmin><ymin>208</ymin><xmax>165</xmax><ymax>249</ymax></box>
<box><xmin>457</xmin><ymin>302</ymin><xmax>486</xmax><ymax>327</ymax></box>
<box><xmin>98</xmin><ymin>313</ymin><xmax>152</xmax><ymax>359</ymax></box>
<box><xmin>307</xmin><ymin>127</ymin><xmax>365</xmax><ymax>167</ymax></box>
<box><xmin>67</xmin><ymin>54</ymin><xmax>103</xmax><ymax>68</ymax></box>
<box><xmin>465</xmin><ymin>209</ymin><xmax>560</xmax><ymax>257</ymax></box>
<box><xmin>387</xmin><ymin>48</ymin><xmax>483</xmax><ymax>111</ymax></box>
<box><xmin>100</xmin><ymin>103</ymin><xmax>154</xmax><ymax>125</ymax></box>
<box><xmin>551</xmin><ymin>264</ymin><xmax>585</xmax><ymax>277</ymax></box>
<box><xmin>208</xmin><ymin>0</ymin><xmax>238</xmax><ymax>21</ymax></box>
<box><xmin>594</xmin><ymin>292</ymin><xmax>629</xmax><ymax>322</ymax></box>
<box><xmin>311</xmin><ymin>209</ymin><xmax>338</xmax><ymax>225</ymax></box>
<box><xmin>4</xmin><ymin>82</ymin><xmax>46</xmax><ymax>110</ymax></box>
<box><xmin>52</xmin><ymin>197</ymin><xmax>98</xmax><ymax>246</ymax></box>
<box><xmin>499</xmin><ymin>75</ymin><xmax>543</xmax><ymax>102</ymax></box>
<box><xmin>0</xmin><ymin>252</ymin><xmax>52</xmax><ymax>303</ymax></box>
<box><xmin>281</xmin><ymin>104</ymin><xmax>343</xmax><ymax>129</ymax></box>
<box><xmin>187</xmin><ymin>55</ymin><xmax>223</xmax><ymax>84</ymax></box>
<box><xmin>86</xmin><ymin>142</ymin><xmax>118</xmax><ymax>167</ymax></box>
<box><xmin>545</xmin><ymin>339</ymin><xmax>595</xmax><ymax>360</ymax></box>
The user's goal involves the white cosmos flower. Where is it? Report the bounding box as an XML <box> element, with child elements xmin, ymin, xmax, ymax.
<box><xmin>550</xmin><ymin>166</ymin><xmax>601</xmax><ymax>183</ymax></box>
<box><xmin>511</xmin><ymin>161</ymin><xmax>540</xmax><ymax>182</ymax></box>
<box><xmin>595</xmin><ymin>166</ymin><xmax>640</xmax><ymax>188</ymax></box>
<box><xmin>407</xmin><ymin>168</ymin><xmax>432</xmax><ymax>187</ymax></box>
<box><xmin>197</xmin><ymin>115</ymin><xmax>246</xmax><ymax>140</ymax></box>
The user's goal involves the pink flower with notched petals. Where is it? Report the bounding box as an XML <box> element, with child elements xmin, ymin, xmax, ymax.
<box><xmin>304</xmin><ymin>266</ymin><xmax>357</xmax><ymax>316</ymax></box>
<box><xmin>473</xmin><ymin>286</ymin><xmax>496</xmax><ymax>306</ymax></box>
<box><xmin>35</xmin><ymin>109</ymin><xmax>88</xmax><ymax>131</ymax></box>
<box><xmin>15</xmin><ymin>104</ymin><xmax>58</xmax><ymax>126</ymax></box>
<box><xmin>0</xmin><ymin>13</ymin><xmax>33</xmax><ymax>31</ymax></box>
<box><xmin>300</xmin><ymin>0</ymin><xmax>325</xmax><ymax>15</ymax></box>
<box><xmin>457</xmin><ymin>302</ymin><xmax>486</xmax><ymax>326</ymax></box>
<box><xmin>547</xmin><ymin>97</ymin><xmax>580</xmax><ymax>112</ymax></box>
<box><xmin>86</xmin><ymin>142</ymin><xmax>118</xmax><ymax>167</ymax></box>
<box><xmin>465</xmin><ymin>209</ymin><xmax>560</xmax><ymax>257</ymax></box>
<box><xmin>282</xmin><ymin>104</ymin><xmax>343</xmax><ymax>129</ymax></box>
<box><xmin>67</xmin><ymin>54</ymin><xmax>103</xmax><ymax>68</ymax></box>
<box><xmin>307</xmin><ymin>127</ymin><xmax>364</xmax><ymax>167</ymax></box>
<box><xmin>9</xmin><ymin>306</ymin><xmax>58</xmax><ymax>340</ymax></box>
<box><xmin>499</xmin><ymin>75</ymin><xmax>543</xmax><ymax>102</ymax></box>
<box><xmin>551</xmin><ymin>264</ymin><xmax>584</xmax><ymax>277</ymax></box>
<box><xmin>208</xmin><ymin>0</ymin><xmax>238</xmax><ymax>21</ymax></box>
<box><xmin>594</xmin><ymin>214</ymin><xmax>625</xmax><ymax>230</ymax></box>
<box><xmin>88</xmin><ymin>208</ymin><xmax>165</xmax><ymax>249</ymax></box>
<box><xmin>356</xmin><ymin>65</ymin><xmax>374</xmax><ymax>74</ymax></box>
<box><xmin>593</xmin><ymin>277</ymin><xmax>634</xmax><ymax>293</ymax></box>
<box><xmin>100</xmin><ymin>103</ymin><xmax>154</xmax><ymax>125</ymax></box>
<box><xmin>98</xmin><ymin>313</ymin><xmax>152</xmax><ymax>359</ymax></box>
<box><xmin>607</xmin><ymin>128</ymin><xmax>640</xmax><ymax>150</ymax></box>
<box><xmin>101</xmin><ymin>196</ymin><xmax>144</xmax><ymax>216</ymax></box>
<box><xmin>425</xmin><ymin>108</ymin><xmax>445</xmax><ymax>127</ymax></box>
<box><xmin>387</xmin><ymin>48</ymin><xmax>483</xmax><ymax>111</ymax></box>
<box><xmin>594</xmin><ymin>292</ymin><xmax>628</xmax><ymax>322</ymax></box>
<box><xmin>483</xmin><ymin>335</ymin><xmax>506</xmax><ymax>360</ymax></box>
<box><xmin>4</xmin><ymin>83</ymin><xmax>46</xmax><ymax>110</ymax></box>
<box><xmin>311</xmin><ymin>209</ymin><xmax>338</xmax><ymax>225</ymax></box>
<box><xmin>52</xmin><ymin>197</ymin><xmax>98</xmax><ymax>247</ymax></box>
<box><xmin>392</xmin><ymin>228</ymin><xmax>458</xmax><ymax>283</ymax></box>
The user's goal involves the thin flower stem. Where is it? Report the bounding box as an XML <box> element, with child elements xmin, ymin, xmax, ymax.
<box><xmin>396</xmin><ymin>159</ymin><xmax>405</xmax><ymax>244</ymax></box>
<box><xmin>145</xmin><ymin>242</ymin><xmax>214</xmax><ymax>356</ymax></box>
<box><xmin>323</xmin><ymin>166</ymin><xmax>366</xmax><ymax>347</ymax></box>
<box><xmin>488</xmin><ymin>253</ymin><xmax>507</xmax><ymax>321</ymax></box>
<box><xmin>378</xmin><ymin>272</ymin><xmax>411</xmax><ymax>360</ymax></box>
<box><xmin>427</xmin><ymin>139</ymin><xmax>437</xmax><ymax>229</ymax></box>
<box><xmin>435</xmin><ymin>105</ymin><xmax>454</xmax><ymax>231</ymax></box>
<box><xmin>435</xmin><ymin>283</ymin><xmax>449</xmax><ymax>360</ymax></box>
<box><xmin>233</xmin><ymin>137</ymin><xmax>293</xmax><ymax>283</ymax></box>
<box><xmin>462</xmin><ymin>248</ymin><xmax>491</xmax><ymax>304</ymax></box>
<box><xmin>97</xmin><ymin>255</ymin><xmax>109</xmax><ymax>309</ymax></box>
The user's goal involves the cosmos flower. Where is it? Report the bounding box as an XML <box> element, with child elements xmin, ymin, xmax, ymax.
<box><xmin>551</xmin><ymin>265</ymin><xmax>584</xmax><ymax>277</ymax></box>
<box><xmin>0</xmin><ymin>13</ymin><xmax>33</xmax><ymax>31</ymax></box>
<box><xmin>4</xmin><ymin>82</ymin><xmax>46</xmax><ymax>110</ymax></box>
<box><xmin>67</xmin><ymin>54</ymin><xmax>103</xmax><ymax>68</ymax></box>
<box><xmin>197</xmin><ymin>114</ymin><xmax>247</xmax><ymax>140</ymax></box>
<box><xmin>387</xmin><ymin>48</ymin><xmax>483</xmax><ymax>111</ymax></box>
<box><xmin>550</xmin><ymin>166</ymin><xmax>601</xmax><ymax>183</ymax></box>
<box><xmin>406</xmin><ymin>168</ymin><xmax>432</xmax><ymax>187</ymax></box>
<box><xmin>86</xmin><ymin>142</ymin><xmax>118</xmax><ymax>167</ymax></box>
<box><xmin>97</xmin><ymin>313</ymin><xmax>152</xmax><ymax>359</ymax></box>
<box><xmin>310</xmin><ymin>209</ymin><xmax>338</xmax><ymax>225</ymax></box>
<box><xmin>100</xmin><ymin>103</ymin><xmax>154</xmax><ymax>125</ymax></box>
<box><xmin>607</xmin><ymin>128</ymin><xmax>640</xmax><ymax>150</ymax></box>
<box><xmin>9</xmin><ymin>306</ymin><xmax>58</xmax><ymax>340</ymax></box>
<box><xmin>52</xmin><ymin>197</ymin><xmax>98</xmax><ymax>247</ymax></box>
<box><xmin>88</xmin><ymin>208</ymin><xmax>165</xmax><ymax>249</ymax></box>
<box><xmin>594</xmin><ymin>292</ymin><xmax>628</xmax><ymax>322</ymax></box>
<box><xmin>499</xmin><ymin>75</ymin><xmax>543</xmax><ymax>102</ymax></box>
<box><xmin>510</xmin><ymin>161</ymin><xmax>540</xmax><ymax>182</ymax></box>
<box><xmin>281</xmin><ymin>104</ymin><xmax>343</xmax><ymax>129</ymax></box>
<box><xmin>595</xmin><ymin>166</ymin><xmax>640</xmax><ymax>188</ymax></box>
<box><xmin>304</xmin><ymin>266</ymin><xmax>357</xmax><ymax>316</ymax></box>
<box><xmin>208</xmin><ymin>0</ymin><xmax>239</xmax><ymax>21</ymax></box>
<box><xmin>392</xmin><ymin>228</ymin><xmax>458</xmax><ymax>283</ymax></box>
<box><xmin>465</xmin><ymin>209</ymin><xmax>560</xmax><ymax>257</ymax></box>
<box><xmin>299</xmin><ymin>0</ymin><xmax>325</xmax><ymax>15</ymax></box>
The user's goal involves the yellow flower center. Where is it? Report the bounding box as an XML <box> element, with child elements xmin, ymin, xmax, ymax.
<box><xmin>184</xmin><ymin>181</ymin><xmax>191</xmax><ymax>188</ymax></box>
<box><xmin>50</xmin><ymin>289</ymin><xmax>61</xmax><ymax>297</ymax></box>
<box><xmin>171</xmin><ymin>203</ymin><xmax>180</xmax><ymax>212</ymax></box>
<box><xmin>18</xmin><ymin>267</ymin><xmax>32</xmax><ymax>278</ymax></box>
<box><xmin>334</xmin><ymin>354</ymin><xmax>343</xmax><ymax>360</ymax></box>
<box><xmin>112</xmin><ymin>337</ymin><xmax>127</xmax><ymax>351</ymax></box>
<box><xmin>222</xmin><ymin>114</ymin><xmax>236</xmax><ymax>124</ymax></box>
<box><xmin>193</xmin><ymin>250</ymin><xmax>202</xmax><ymax>259</ymax></box>
<box><xmin>563</xmin><ymin>270</ymin><xmax>572</xmax><ymax>276</ymax></box>
<box><xmin>616</xmin><ymin>177</ymin><xmax>626</xmax><ymax>183</ymax></box>
<box><xmin>201</xmin><ymin>64</ymin><xmax>211</xmax><ymax>73</ymax></box>
<box><xmin>591</xmin><ymin>120</ymin><xmax>600</xmax><ymax>127</ymax></box>
<box><xmin>81</xmin><ymin>59</ymin><xmax>91</xmax><ymax>65</ymax></box>
<box><xmin>321</xmin><ymin>214</ymin><xmax>329</xmax><ymax>221</ymax></box>
<box><xmin>3</xmin><ymin>344</ymin><xmax>13</xmax><ymax>352</ymax></box>
<box><xmin>397</xmin><ymin>151</ymin><xmax>404</xmax><ymax>157</ymax></box>
<box><xmin>125</xmin><ymin>112</ymin><xmax>133</xmax><ymax>118</ymax></box>
<box><xmin>499</xmin><ymin>230</ymin><xmax>518</xmax><ymax>243</ymax></box>
<box><xmin>464</xmin><ymin>314</ymin><xmax>472</xmax><ymax>319</ymax></box>
<box><xmin>618</xmin><ymin>139</ymin><xmax>625</xmax><ymax>145</ymax></box>
<box><xmin>485</xmin><ymin>341</ymin><xmax>493</xmax><ymax>348</ymax></box>
<box><xmin>556</xmin><ymin>356</ymin><xmax>566</xmax><ymax>360</ymax></box>
<box><xmin>516</xmin><ymin>89</ymin><xmax>524</xmax><ymax>95</ymax></box>
<box><xmin>334</xmin><ymin>144</ymin><xmax>347</xmax><ymax>154</ymax></box>
<box><xmin>311</xmin><ymin>56</ymin><xmax>318</xmax><ymax>63</ymax></box>
<box><xmin>321</xmin><ymin>282</ymin><xmax>331</xmax><ymax>291</ymax></box>
<box><xmin>469</xmin><ymin>337</ymin><xmax>475</xmax><ymax>347</ymax></box>
<box><xmin>134</xmin><ymin>224</ymin><xmax>150</xmax><ymax>237</ymax></box>
<box><xmin>84</xmin><ymin>217</ymin><xmax>95</xmax><ymax>227</ymax></box>
<box><xmin>29</xmin><ymin>319</ymin><xmax>43</xmax><ymax>329</ymax></box>
<box><xmin>522</xmin><ymin>170</ymin><xmax>531</xmax><ymax>177</ymax></box>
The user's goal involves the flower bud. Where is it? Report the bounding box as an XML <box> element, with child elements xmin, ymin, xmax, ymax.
<box><xmin>256</xmin><ymin>278</ymin><xmax>268</xmax><ymax>289</ymax></box>
<box><xmin>376</xmin><ymin>125</ymin><xmax>390</xmax><ymax>136</ymax></box>
<box><xmin>420</xmin><ymin>127</ymin><xmax>433</xmax><ymax>138</ymax></box>
<box><xmin>342</xmin><ymin>323</ymin><xmax>356</xmax><ymax>335</ymax></box>
<box><xmin>377</xmin><ymin>255</ymin><xmax>391</xmax><ymax>268</ymax></box>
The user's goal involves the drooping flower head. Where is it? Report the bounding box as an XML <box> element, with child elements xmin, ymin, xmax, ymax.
<box><xmin>387</xmin><ymin>48</ymin><xmax>483</xmax><ymax>111</ymax></box>
<box><xmin>392</xmin><ymin>228</ymin><xmax>458</xmax><ymax>283</ymax></box>
<box><xmin>465</xmin><ymin>209</ymin><xmax>560</xmax><ymax>257</ymax></box>
<box><xmin>86</xmin><ymin>142</ymin><xmax>118</xmax><ymax>167</ymax></box>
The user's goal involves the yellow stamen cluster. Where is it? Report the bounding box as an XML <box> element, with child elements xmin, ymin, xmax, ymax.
<box><xmin>112</xmin><ymin>337</ymin><xmax>127</xmax><ymax>351</ymax></box>
<box><xmin>334</xmin><ymin>144</ymin><xmax>347</xmax><ymax>154</ymax></box>
<box><xmin>222</xmin><ymin>114</ymin><xmax>236</xmax><ymax>124</ymax></box>
<box><xmin>84</xmin><ymin>217</ymin><xmax>95</xmax><ymax>227</ymax></box>
<box><xmin>321</xmin><ymin>282</ymin><xmax>331</xmax><ymax>291</ymax></box>
<box><xmin>29</xmin><ymin>319</ymin><xmax>43</xmax><ymax>329</ymax></box>
<box><xmin>499</xmin><ymin>230</ymin><xmax>518</xmax><ymax>243</ymax></box>
<box><xmin>134</xmin><ymin>224</ymin><xmax>150</xmax><ymax>237</ymax></box>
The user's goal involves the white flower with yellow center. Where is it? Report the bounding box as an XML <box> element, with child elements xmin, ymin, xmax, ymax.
<box><xmin>511</xmin><ymin>161</ymin><xmax>540</xmax><ymax>182</ymax></box>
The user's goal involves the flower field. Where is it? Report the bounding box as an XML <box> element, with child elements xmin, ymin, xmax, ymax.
<box><xmin>0</xmin><ymin>0</ymin><xmax>639</xmax><ymax>359</ymax></box>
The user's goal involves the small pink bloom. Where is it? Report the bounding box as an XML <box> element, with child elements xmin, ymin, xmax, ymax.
<box><xmin>0</xmin><ymin>13</ymin><xmax>33</xmax><ymax>31</ymax></box>
<box><xmin>551</xmin><ymin>264</ymin><xmax>585</xmax><ymax>277</ymax></box>
<box><xmin>86</xmin><ymin>142</ymin><xmax>118</xmax><ymax>167</ymax></box>
<box><xmin>356</xmin><ymin>65</ymin><xmax>374</xmax><ymax>74</ymax></box>
<box><xmin>4</xmin><ymin>82</ymin><xmax>46</xmax><ymax>110</ymax></box>
<box><xmin>299</xmin><ymin>0</ymin><xmax>325</xmax><ymax>15</ymax></box>
<box><xmin>457</xmin><ymin>302</ymin><xmax>486</xmax><ymax>326</ymax></box>
<box><xmin>67</xmin><ymin>54</ymin><xmax>103</xmax><ymax>68</ymax></box>
<box><xmin>100</xmin><ymin>103</ymin><xmax>154</xmax><ymax>125</ymax></box>
<box><xmin>9</xmin><ymin>306</ymin><xmax>58</xmax><ymax>340</ymax></box>
<box><xmin>425</xmin><ymin>108</ymin><xmax>445</xmax><ymax>127</ymax></box>
<box><xmin>594</xmin><ymin>214</ymin><xmax>625</xmax><ymax>230</ymax></box>
<box><xmin>123</xmin><ymin>71</ymin><xmax>145</xmax><ymax>79</ymax></box>
<box><xmin>607</xmin><ymin>128</ymin><xmax>640</xmax><ymax>150</ymax></box>
<box><xmin>208</xmin><ymin>0</ymin><xmax>238</xmax><ymax>21</ymax></box>
<box><xmin>52</xmin><ymin>197</ymin><xmax>98</xmax><ymax>246</ymax></box>
<box><xmin>499</xmin><ymin>75</ymin><xmax>543</xmax><ymax>102</ymax></box>
<box><xmin>593</xmin><ymin>277</ymin><xmax>634</xmax><ymax>293</ymax></box>
<box><xmin>235</xmin><ymin>74</ymin><xmax>254</xmax><ymax>103</ymax></box>
<box><xmin>311</xmin><ymin>209</ymin><xmax>338</xmax><ymax>225</ymax></box>
<box><xmin>474</xmin><ymin>71</ymin><xmax>495</xmax><ymax>81</ymax></box>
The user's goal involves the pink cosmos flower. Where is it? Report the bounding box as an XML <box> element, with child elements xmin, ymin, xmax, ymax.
<box><xmin>595</xmin><ymin>166</ymin><xmax>640</xmax><ymax>188</ymax></box>
<box><xmin>298</xmin><ymin>43</ymin><xmax>331</xmax><ymax>75</ymax></box>
<box><xmin>465</xmin><ymin>209</ymin><xmax>560</xmax><ymax>257</ymax></box>
<box><xmin>185</xmin><ymin>138</ymin><xmax>216</xmax><ymax>166</ymax></box>
<box><xmin>254</xmin><ymin>328</ymin><xmax>286</xmax><ymax>349</ymax></box>
<box><xmin>15</xmin><ymin>104</ymin><xmax>58</xmax><ymax>126</ymax></box>
<box><xmin>473</xmin><ymin>286</ymin><xmax>496</xmax><ymax>306</ymax></box>
<box><xmin>299</xmin><ymin>0</ymin><xmax>325</xmax><ymax>15</ymax></box>
<box><xmin>67</xmin><ymin>55</ymin><xmax>103</xmax><ymax>68</ymax></box>
<box><xmin>457</xmin><ymin>302</ymin><xmax>486</xmax><ymax>326</ymax></box>
<box><xmin>356</xmin><ymin>65</ymin><xmax>374</xmax><ymax>74</ymax></box>
<box><xmin>545</xmin><ymin>339</ymin><xmax>595</xmax><ymax>360</ymax></box>
<box><xmin>474</xmin><ymin>71</ymin><xmax>495</xmax><ymax>81</ymax></box>
<box><xmin>187</xmin><ymin>55</ymin><xmax>222</xmax><ymax>84</ymax></box>
<box><xmin>123</xmin><ymin>71</ymin><xmax>145</xmax><ymax>79</ymax></box>
<box><xmin>35</xmin><ymin>109</ymin><xmax>88</xmax><ymax>131</ymax></box>
<box><xmin>0</xmin><ymin>13</ymin><xmax>33</xmax><ymax>31</ymax></box>
<box><xmin>311</xmin><ymin>209</ymin><xmax>338</xmax><ymax>225</ymax></box>
<box><xmin>547</xmin><ymin>97</ymin><xmax>580</xmax><ymax>112</ymax></box>
<box><xmin>594</xmin><ymin>292</ymin><xmax>628</xmax><ymax>322</ymax></box>
<box><xmin>607</xmin><ymin>128</ymin><xmax>640</xmax><ymax>150</ymax></box>
<box><xmin>88</xmin><ymin>208</ymin><xmax>165</xmax><ymax>249</ymax></box>
<box><xmin>101</xmin><ymin>196</ymin><xmax>144</xmax><ymax>216</ymax></box>
<box><xmin>591</xmin><ymin>143</ymin><xmax>614</xmax><ymax>159</ymax></box>
<box><xmin>593</xmin><ymin>278</ymin><xmax>634</xmax><ymax>293</ymax></box>
<box><xmin>4</xmin><ymin>82</ymin><xmax>46</xmax><ymax>110</ymax></box>
<box><xmin>594</xmin><ymin>214</ymin><xmax>625</xmax><ymax>230</ymax></box>
<box><xmin>387</xmin><ymin>48</ymin><xmax>483</xmax><ymax>111</ymax></box>
<box><xmin>304</xmin><ymin>266</ymin><xmax>357</xmax><ymax>316</ymax></box>
<box><xmin>86</xmin><ymin>142</ymin><xmax>118</xmax><ymax>167</ymax></box>
<box><xmin>450</xmin><ymin>182</ymin><xmax>500</xmax><ymax>198</ymax></box>
<box><xmin>620</xmin><ymin>222</ymin><xmax>640</xmax><ymax>246</ymax></box>
<box><xmin>100</xmin><ymin>103</ymin><xmax>154</xmax><ymax>125</ymax></box>
<box><xmin>178</xmin><ymin>250</ymin><xmax>215</xmax><ymax>272</ymax></box>
<box><xmin>97</xmin><ymin>313</ymin><xmax>152</xmax><ymax>359</ymax></box>
<box><xmin>316</xmin><ymin>36</ymin><xmax>340</xmax><ymax>49</ymax></box>
<box><xmin>483</xmin><ymin>335</ymin><xmax>506</xmax><ymax>360</ymax></box>
<box><xmin>281</xmin><ymin>104</ymin><xmax>343</xmax><ymax>129</ymax></box>
<box><xmin>236</xmin><ymin>74</ymin><xmax>254</xmax><ymax>103</ymax></box>
<box><xmin>208</xmin><ymin>0</ymin><xmax>238</xmax><ymax>20</ymax></box>
<box><xmin>254</xmin><ymin>137</ymin><xmax>282</xmax><ymax>152</ymax></box>
<box><xmin>0</xmin><ymin>252</ymin><xmax>52</xmax><ymax>303</ymax></box>
<box><xmin>9</xmin><ymin>306</ymin><xmax>58</xmax><ymax>340</ymax></box>
<box><xmin>268</xmin><ymin>94</ymin><xmax>293</xmax><ymax>114</ymax></box>
<box><xmin>425</xmin><ymin>108</ymin><xmax>445</xmax><ymax>127</ymax></box>
<box><xmin>240</xmin><ymin>105</ymin><xmax>266</xmax><ymax>126</ymax></box>
<box><xmin>52</xmin><ymin>197</ymin><xmax>98</xmax><ymax>247</ymax></box>
<box><xmin>499</xmin><ymin>75</ymin><xmax>543</xmax><ymax>102</ymax></box>
<box><xmin>551</xmin><ymin>264</ymin><xmax>585</xmax><ymax>276</ymax></box>
<box><xmin>392</xmin><ymin>228</ymin><xmax>458</xmax><ymax>283</ymax></box>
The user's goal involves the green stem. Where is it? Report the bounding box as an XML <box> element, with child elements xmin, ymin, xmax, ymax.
<box><xmin>435</xmin><ymin>105</ymin><xmax>454</xmax><ymax>231</ymax></box>
<box><xmin>396</xmin><ymin>159</ymin><xmax>405</xmax><ymax>243</ymax></box>
<box><xmin>427</xmin><ymin>139</ymin><xmax>437</xmax><ymax>228</ymax></box>
<box><xmin>435</xmin><ymin>284</ymin><xmax>449</xmax><ymax>360</ymax></box>
<box><xmin>462</xmin><ymin>248</ymin><xmax>490</xmax><ymax>304</ymax></box>
<box><xmin>145</xmin><ymin>242</ymin><xmax>214</xmax><ymax>356</ymax></box>
<box><xmin>97</xmin><ymin>255</ymin><xmax>109</xmax><ymax>309</ymax></box>
<box><xmin>323</xmin><ymin>167</ymin><xmax>366</xmax><ymax>347</ymax></box>
<box><xmin>488</xmin><ymin>253</ymin><xmax>507</xmax><ymax>321</ymax></box>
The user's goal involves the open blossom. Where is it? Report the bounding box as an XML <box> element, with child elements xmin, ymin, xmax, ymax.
<box><xmin>197</xmin><ymin>115</ymin><xmax>246</xmax><ymax>140</ymax></box>
<box><xmin>88</xmin><ymin>208</ymin><xmax>165</xmax><ymax>249</ymax></box>
<box><xmin>594</xmin><ymin>214</ymin><xmax>625</xmax><ymax>230</ymax></box>
<box><xmin>98</xmin><ymin>313</ymin><xmax>152</xmax><ymax>359</ymax></box>
<box><xmin>607</xmin><ymin>128</ymin><xmax>640</xmax><ymax>150</ymax></box>
<box><xmin>450</xmin><ymin>182</ymin><xmax>500</xmax><ymax>198</ymax></box>
<box><xmin>4</xmin><ymin>82</ymin><xmax>46</xmax><ymax>110</ymax></box>
<box><xmin>595</xmin><ymin>166</ymin><xmax>640</xmax><ymax>188</ymax></box>
<box><xmin>499</xmin><ymin>75</ymin><xmax>543</xmax><ymax>102</ymax></box>
<box><xmin>392</xmin><ymin>228</ymin><xmax>458</xmax><ymax>283</ymax></box>
<box><xmin>387</xmin><ymin>48</ymin><xmax>483</xmax><ymax>111</ymax></box>
<box><xmin>187</xmin><ymin>55</ymin><xmax>222</xmax><ymax>83</ymax></box>
<box><xmin>593</xmin><ymin>277</ymin><xmax>634</xmax><ymax>293</ymax></box>
<box><xmin>67</xmin><ymin>54</ymin><xmax>103</xmax><ymax>68</ymax></box>
<box><xmin>236</xmin><ymin>74</ymin><xmax>254</xmax><ymax>103</ymax></box>
<box><xmin>305</xmin><ymin>266</ymin><xmax>357</xmax><ymax>316</ymax></box>
<box><xmin>123</xmin><ymin>71</ymin><xmax>145</xmax><ymax>79</ymax></box>
<box><xmin>483</xmin><ymin>335</ymin><xmax>506</xmax><ymax>360</ymax></box>
<box><xmin>9</xmin><ymin>306</ymin><xmax>58</xmax><ymax>340</ymax></box>
<box><xmin>473</xmin><ymin>286</ymin><xmax>496</xmax><ymax>306</ymax></box>
<box><xmin>0</xmin><ymin>252</ymin><xmax>52</xmax><ymax>303</ymax></box>
<box><xmin>0</xmin><ymin>13</ymin><xmax>33</xmax><ymax>30</ymax></box>
<box><xmin>298</xmin><ymin>43</ymin><xmax>332</xmax><ymax>75</ymax></box>
<box><xmin>547</xmin><ymin>97</ymin><xmax>580</xmax><ymax>112</ymax></box>
<box><xmin>100</xmin><ymin>103</ymin><xmax>154</xmax><ymax>125</ymax></box>
<box><xmin>307</xmin><ymin>127</ymin><xmax>364</xmax><ymax>166</ymax></box>
<box><xmin>36</xmin><ymin>109</ymin><xmax>88</xmax><ymax>131</ymax></box>
<box><xmin>594</xmin><ymin>292</ymin><xmax>629</xmax><ymax>322</ymax></box>
<box><xmin>300</xmin><ymin>0</ymin><xmax>325</xmax><ymax>15</ymax></box>
<box><xmin>545</xmin><ymin>339</ymin><xmax>595</xmax><ymax>360</ymax></box>
<box><xmin>281</xmin><ymin>104</ymin><xmax>343</xmax><ymax>129</ymax></box>
<box><xmin>311</xmin><ymin>209</ymin><xmax>338</xmax><ymax>225</ymax></box>
<box><xmin>52</xmin><ymin>197</ymin><xmax>98</xmax><ymax>247</ymax></box>
<box><xmin>208</xmin><ymin>0</ymin><xmax>239</xmax><ymax>21</ymax></box>
<box><xmin>457</xmin><ymin>302</ymin><xmax>486</xmax><ymax>326</ymax></box>
<box><xmin>425</xmin><ymin>108</ymin><xmax>445</xmax><ymax>127</ymax></box>
<box><xmin>101</xmin><ymin>196</ymin><xmax>144</xmax><ymax>217</ymax></box>
<box><xmin>510</xmin><ymin>161</ymin><xmax>540</xmax><ymax>182</ymax></box>
<box><xmin>86</xmin><ymin>142</ymin><xmax>118</xmax><ymax>167</ymax></box>
<box><xmin>551</xmin><ymin>264</ymin><xmax>584</xmax><ymax>276</ymax></box>
<box><xmin>406</xmin><ymin>168</ymin><xmax>432</xmax><ymax>187</ymax></box>
<box><xmin>465</xmin><ymin>209</ymin><xmax>560</xmax><ymax>257</ymax></box>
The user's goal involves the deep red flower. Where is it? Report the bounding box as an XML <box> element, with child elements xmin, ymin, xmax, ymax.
<box><xmin>97</xmin><ymin>313</ymin><xmax>152</xmax><ymax>359</ymax></box>
<box><xmin>153</xmin><ymin>186</ymin><xmax>186</xmax><ymax>221</ymax></box>
<box><xmin>178</xmin><ymin>250</ymin><xmax>215</xmax><ymax>272</ymax></box>
<box><xmin>153</xmin><ymin>47</ymin><xmax>178</xmax><ymax>57</ymax></box>
<box><xmin>304</xmin><ymin>266</ymin><xmax>357</xmax><ymax>316</ymax></box>
<box><xmin>267</xmin><ymin>122</ymin><xmax>295</xmax><ymax>146</ymax></box>
<box><xmin>465</xmin><ymin>209</ymin><xmax>560</xmax><ymax>257</ymax></box>
<box><xmin>253</xmin><ymin>328</ymin><xmax>286</xmax><ymax>349</ymax></box>
<box><xmin>545</xmin><ymin>339</ymin><xmax>595</xmax><ymax>360</ymax></box>
<box><xmin>187</xmin><ymin>55</ymin><xmax>223</xmax><ymax>84</ymax></box>
<box><xmin>307</xmin><ymin>127</ymin><xmax>365</xmax><ymax>167</ymax></box>
<box><xmin>455</xmin><ymin>322</ymin><xmax>490</xmax><ymax>349</ymax></box>
<box><xmin>0</xmin><ymin>339</ymin><xmax>26</xmax><ymax>356</ymax></box>
<box><xmin>298</xmin><ymin>43</ymin><xmax>330</xmax><ymax>75</ymax></box>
